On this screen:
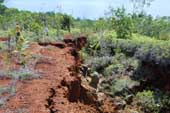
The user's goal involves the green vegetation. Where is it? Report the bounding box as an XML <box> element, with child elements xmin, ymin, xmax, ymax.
<box><xmin>84</xmin><ymin>32</ymin><xmax>170</xmax><ymax>112</ymax></box>
<box><xmin>135</xmin><ymin>90</ymin><xmax>160</xmax><ymax>113</ymax></box>
<box><xmin>0</xmin><ymin>67</ymin><xmax>40</xmax><ymax>80</ymax></box>
<box><xmin>111</xmin><ymin>7</ymin><xmax>133</xmax><ymax>39</ymax></box>
<box><xmin>0</xmin><ymin>0</ymin><xmax>170</xmax><ymax>112</ymax></box>
<box><xmin>80</xmin><ymin>2</ymin><xmax>170</xmax><ymax>111</ymax></box>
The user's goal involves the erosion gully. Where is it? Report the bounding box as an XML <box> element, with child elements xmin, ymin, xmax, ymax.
<box><xmin>0</xmin><ymin>36</ymin><xmax>115</xmax><ymax>113</ymax></box>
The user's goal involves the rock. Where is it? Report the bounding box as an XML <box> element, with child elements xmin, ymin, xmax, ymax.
<box><xmin>79</xmin><ymin>64</ymin><xmax>90</xmax><ymax>77</ymax></box>
<box><xmin>97</xmin><ymin>75</ymin><xmax>107</xmax><ymax>92</ymax></box>
<box><xmin>97</xmin><ymin>92</ymin><xmax>106</xmax><ymax>102</ymax></box>
<box><xmin>114</xmin><ymin>96</ymin><xmax>126</xmax><ymax>110</ymax></box>
<box><xmin>89</xmin><ymin>72</ymin><xmax>100</xmax><ymax>89</ymax></box>
<box><xmin>91</xmin><ymin>71</ymin><xmax>99</xmax><ymax>77</ymax></box>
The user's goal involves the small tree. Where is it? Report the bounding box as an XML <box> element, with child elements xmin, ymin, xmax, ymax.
<box><xmin>61</xmin><ymin>14</ymin><xmax>73</xmax><ymax>32</ymax></box>
<box><xmin>111</xmin><ymin>7</ymin><xmax>132</xmax><ymax>39</ymax></box>
<box><xmin>131</xmin><ymin>0</ymin><xmax>154</xmax><ymax>14</ymax></box>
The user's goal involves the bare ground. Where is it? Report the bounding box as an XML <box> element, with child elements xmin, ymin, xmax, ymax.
<box><xmin>0</xmin><ymin>40</ymin><xmax>115</xmax><ymax>113</ymax></box>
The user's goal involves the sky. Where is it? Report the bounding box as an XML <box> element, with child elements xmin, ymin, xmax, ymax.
<box><xmin>4</xmin><ymin>0</ymin><xmax>170</xmax><ymax>19</ymax></box>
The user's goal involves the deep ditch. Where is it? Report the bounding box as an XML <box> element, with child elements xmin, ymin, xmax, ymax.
<box><xmin>41</xmin><ymin>37</ymin><xmax>85</xmax><ymax>113</ymax></box>
<box><xmin>43</xmin><ymin>36</ymin><xmax>115</xmax><ymax>113</ymax></box>
<box><xmin>43</xmin><ymin>36</ymin><xmax>95</xmax><ymax>113</ymax></box>
<box><xmin>0</xmin><ymin>36</ymin><xmax>115</xmax><ymax>113</ymax></box>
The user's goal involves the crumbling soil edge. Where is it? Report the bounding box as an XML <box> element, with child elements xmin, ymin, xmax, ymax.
<box><xmin>42</xmin><ymin>36</ymin><xmax>116</xmax><ymax>113</ymax></box>
<box><xmin>45</xmin><ymin>88</ymin><xmax>58</xmax><ymax>113</ymax></box>
<box><xmin>44</xmin><ymin>36</ymin><xmax>101</xmax><ymax>112</ymax></box>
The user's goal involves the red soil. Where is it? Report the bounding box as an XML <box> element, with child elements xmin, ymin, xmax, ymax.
<box><xmin>0</xmin><ymin>37</ymin><xmax>9</xmax><ymax>42</ymax></box>
<box><xmin>0</xmin><ymin>37</ymin><xmax>116</xmax><ymax>113</ymax></box>
<box><xmin>0</xmin><ymin>43</ymin><xmax>101</xmax><ymax>113</ymax></box>
<box><xmin>0</xmin><ymin>79</ymin><xmax>11</xmax><ymax>87</ymax></box>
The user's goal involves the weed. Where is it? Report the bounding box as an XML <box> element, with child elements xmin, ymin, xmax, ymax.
<box><xmin>8</xmin><ymin>67</ymin><xmax>40</xmax><ymax>80</ymax></box>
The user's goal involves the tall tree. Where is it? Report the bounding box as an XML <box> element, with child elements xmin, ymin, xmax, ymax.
<box><xmin>61</xmin><ymin>14</ymin><xmax>72</xmax><ymax>32</ymax></box>
<box><xmin>0</xmin><ymin>0</ymin><xmax>4</xmax><ymax>3</ymax></box>
<box><xmin>0</xmin><ymin>0</ymin><xmax>7</xmax><ymax>15</ymax></box>
<box><xmin>131</xmin><ymin>0</ymin><xmax>154</xmax><ymax>14</ymax></box>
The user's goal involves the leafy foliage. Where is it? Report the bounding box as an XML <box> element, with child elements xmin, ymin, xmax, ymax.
<box><xmin>133</xmin><ymin>90</ymin><xmax>170</xmax><ymax>113</ymax></box>
<box><xmin>110</xmin><ymin>76</ymin><xmax>140</xmax><ymax>95</ymax></box>
<box><xmin>0</xmin><ymin>1</ymin><xmax>170</xmax><ymax>112</ymax></box>
<box><xmin>111</xmin><ymin>7</ymin><xmax>133</xmax><ymax>39</ymax></box>
<box><xmin>104</xmin><ymin>53</ymin><xmax>139</xmax><ymax>77</ymax></box>
<box><xmin>61</xmin><ymin>14</ymin><xmax>73</xmax><ymax>32</ymax></box>
<box><xmin>134</xmin><ymin>90</ymin><xmax>159</xmax><ymax>113</ymax></box>
<box><xmin>85</xmin><ymin>56</ymin><xmax>114</xmax><ymax>72</ymax></box>
<box><xmin>100</xmin><ymin>37</ymin><xmax>170</xmax><ymax>66</ymax></box>
<box><xmin>30</xmin><ymin>22</ymin><xmax>42</xmax><ymax>35</ymax></box>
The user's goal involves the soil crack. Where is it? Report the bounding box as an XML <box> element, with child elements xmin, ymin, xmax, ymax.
<box><xmin>45</xmin><ymin>88</ymin><xmax>59</xmax><ymax>113</ymax></box>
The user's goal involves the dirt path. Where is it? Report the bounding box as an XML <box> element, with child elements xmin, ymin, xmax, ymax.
<box><xmin>0</xmin><ymin>42</ymin><xmax>100</xmax><ymax>113</ymax></box>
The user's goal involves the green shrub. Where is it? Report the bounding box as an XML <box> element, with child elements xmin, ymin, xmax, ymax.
<box><xmin>104</xmin><ymin>64</ymin><xmax>118</xmax><ymax>77</ymax></box>
<box><xmin>104</xmin><ymin>53</ymin><xmax>139</xmax><ymax>77</ymax></box>
<box><xmin>103</xmin><ymin>30</ymin><xmax>117</xmax><ymax>40</ymax></box>
<box><xmin>71</xmin><ymin>28</ymin><xmax>81</xmax><ymax>36</ymax></box>
<box><xmin>29</xmin><ymin>22</ymin><xmax>43</xmax><ymax>35</ymax></box>
<box><xmin>85</xmin><ymin>56</ymin><xmax>114</xmax><ymax>72</ymax></box>
<box><xmin>0</xmin><ymin>67</ymin><xmax>40</xmax><ymax>80</ymax></box>
<box><xmin>99</xmin><ymin>38</ymin><xmax>170</xmax><ymax>66</ymax></box>
<box><xmin>158</xmin><ymin>92</ymin><xmax>170</xmax><ymax>112</ymax></box>
<box><xmin>100</xmin><ymin>76</ymin><xmax>139</xmax><ymax>96</ymax></box>
<box><xmin>134</xmin><ymin>90</ymin><xmax>160</xmax><ymax>113</ymax></box>
<box><xmin>159</xmin><ymin>29</ymin><xmax>170</xmax><ymax>40</ymax></box>
<box><xmin>110</xmin><ymin>77</ymin><xmax>139</xmax><ymax>95</ymax></box>
<box><xmin>8</xmin><ymin>67</ymin><xmax>40</xmax><ymax>80</ymax></box>
<box><xmin>79</xmin><ymin>48</ymin><xmax>89</xmax><ymax>60</ymax></box>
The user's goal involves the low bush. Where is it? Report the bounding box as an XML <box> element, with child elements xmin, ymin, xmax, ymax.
<box><xmin>134</xmin><ymin>90</ymin><xmax>160</xmax><ymax>113</ymax></box>
<box><xmin>132</xmin><ymin>90</ymin><xmax>170</xmax><ymax>113</ymax></box>
<box><xmin>85</xmin><ymin>56</ymin><xmax>114</xmax><ymax>72</ymax></box>
<box><xmin>0</xmin><ymin>67</ymin><xmax>40</xmax><ymax>80</ymax></box>
<box><xmin>95</xmin><ymin>37</ymin><xmax>170</xmax><ymax>66</ymax></box>
<box><xmin>99</xmin><ymin>76</ymin><xmax>139</xmax><ymax>97</ymax></box>
<box><xmin>110</xmin><ymin>77</ymin><xmax>140</xmax><ymax>96</ymax></box>
<box><xmin>83</xmin><ymin>32</ymin><xmax>170</xmax><ymax>112</ymax></box>
<box><xmin>104</xmin><ymin>53</ymin><xmax>139</xmax><ymax>77</ymax></box>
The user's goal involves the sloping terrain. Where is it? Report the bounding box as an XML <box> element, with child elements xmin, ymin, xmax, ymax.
<box><xmin>0</xmin><ymin>38</ymin><xmax>115</xmax><ymax>113</ymax></box>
